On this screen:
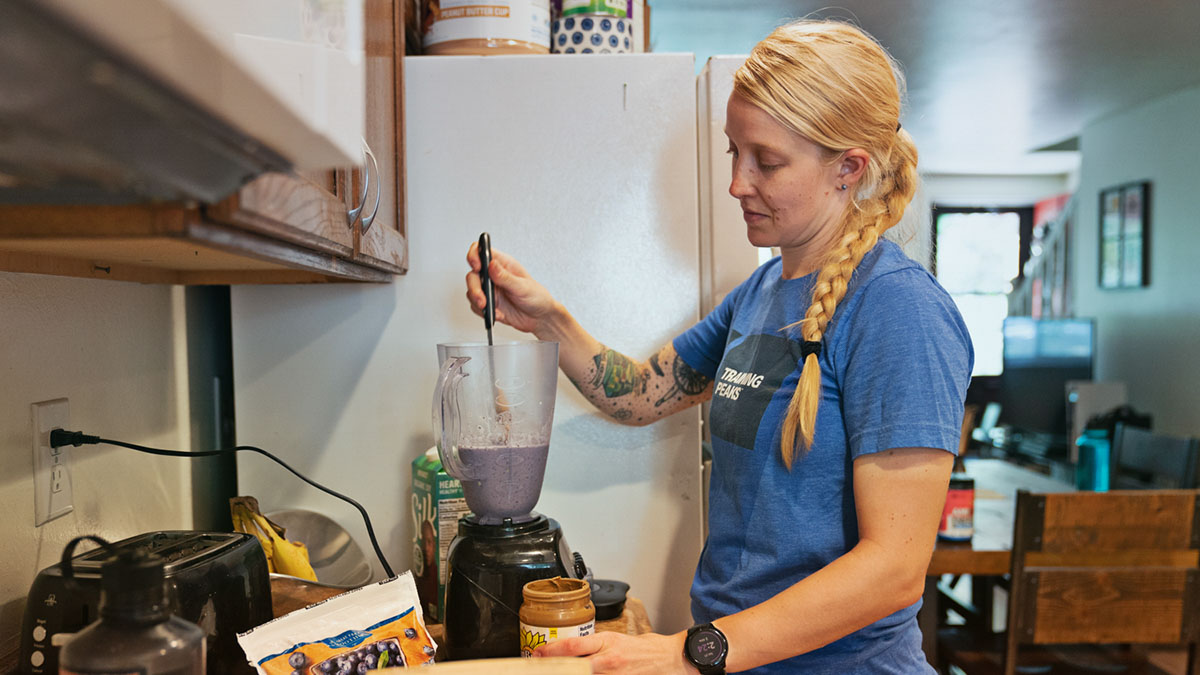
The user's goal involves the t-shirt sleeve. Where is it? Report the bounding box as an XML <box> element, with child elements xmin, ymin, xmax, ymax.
<box><xmin>836</xmin><ymin>269</ymin><xmax>974</xmax><ymax>457</ymax></box>
<box><xmin>672</xmin><ymin>284</ymin><xmax>742</xmax><ymax>379</ymax></box>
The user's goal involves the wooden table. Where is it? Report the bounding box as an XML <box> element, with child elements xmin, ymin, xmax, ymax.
<box><xmin>928</xmin><ymin>458</ymin><xmax>1076</xmax><ymax>575</ymax></box>
<box><xmin>920</xmin><ymin>458</ymin><xmax>1075</xmax><ymax>668</ymax></box>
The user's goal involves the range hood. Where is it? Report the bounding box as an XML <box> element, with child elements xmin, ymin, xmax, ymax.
<box><xmin>0</xmin><ymin>0</ymin><xmax>364</xmax><ymax>204</ymax></box>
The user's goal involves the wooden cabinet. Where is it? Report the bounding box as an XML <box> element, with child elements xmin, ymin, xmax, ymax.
<box><xmin>0</xmin><ymin>1</ymin><xmax>407</xmax><ymax>285</ymax></box>
<box><xmin>355</xmin><ymin>0</ymin><xmax>408</xmax><ymax>275</ymax></box>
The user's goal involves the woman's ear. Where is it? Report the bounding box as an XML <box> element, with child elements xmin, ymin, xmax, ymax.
<box><xmin>837</xmin><ymin>149</ymin><xmax>870</xmax><ymax>187</ymax></box>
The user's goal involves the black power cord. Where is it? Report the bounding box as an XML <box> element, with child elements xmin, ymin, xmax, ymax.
<box><xmin>50</xmin><ymin>429</ymin><xmax>395</xmax><ymax>578</ymax></box>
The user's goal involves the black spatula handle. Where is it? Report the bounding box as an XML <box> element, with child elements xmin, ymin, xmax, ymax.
<box><xmin>478</xmin><ymin>232</ymin><xmax>494</xmax><ymax>343</ymax></box>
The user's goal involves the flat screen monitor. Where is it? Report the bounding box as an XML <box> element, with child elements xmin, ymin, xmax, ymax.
<box><xmin>1000</xmin><ymin>317</ymin><xmax>1095</xmax><ymax>438</ymax></box>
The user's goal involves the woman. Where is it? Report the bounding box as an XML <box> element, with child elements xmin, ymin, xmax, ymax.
<box><xmin>464</xmin><ymin>19</ymin><xmax>972</xmax><ymax>674</ymax></box>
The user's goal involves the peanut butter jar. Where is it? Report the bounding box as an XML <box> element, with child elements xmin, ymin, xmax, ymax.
<box><xmin>422</xmin><ymin>0</ymin><xmax>551</xmax><ymax>55</ymax></box>
<box><xmin>519</xmin><ymin>577</ymin><xmax>595</xmax><ymax>656</ymax></box>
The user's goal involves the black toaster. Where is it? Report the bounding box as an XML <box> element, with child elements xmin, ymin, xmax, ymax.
<box><xmin>21</xmin><ymin>531</ymin><xmax>273</xmax><ymax>675</ymax></box>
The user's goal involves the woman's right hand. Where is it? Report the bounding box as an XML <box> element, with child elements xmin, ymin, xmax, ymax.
<box><xmin>465</xmin><ymin>242</ymin><xmax>559</xmax><ymax>336</ymax></box>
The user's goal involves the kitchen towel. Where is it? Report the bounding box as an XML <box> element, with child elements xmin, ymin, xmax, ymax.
<box><xmin>552</xmin><ymin>14</ymin><xmax>633</xmax><ymax>54</ymax></box>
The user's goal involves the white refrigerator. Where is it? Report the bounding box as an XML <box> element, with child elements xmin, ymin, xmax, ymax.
<box><xmin>697</xmin><ymin>55</ymin><xmax>767</xmax><ymax>317</ymax></box>
<box><xmin>231</xmin><ymin>53</ymin><xmax>710</xmax><ymax>632</ymax></box>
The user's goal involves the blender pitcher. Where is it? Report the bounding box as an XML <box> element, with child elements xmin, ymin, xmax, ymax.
<box><xmin>432</xmin><ymin>341</ymin><xmax>560</xmax><ymax>524</ymax></box>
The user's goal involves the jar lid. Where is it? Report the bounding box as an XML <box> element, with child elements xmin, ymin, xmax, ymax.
<box><xmin>590</xmin><ymin>578</ymin><xmax>629</xmax><ymax>621</ymax></box>
<box><xmin>522</xmin><ymin>576</ymin><xmax>591</xmax><ymax>602</ymax></box>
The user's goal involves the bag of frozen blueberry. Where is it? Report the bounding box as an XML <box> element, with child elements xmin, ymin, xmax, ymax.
<box><xmin>237</xmin><ymin>571</ymin><xmax>437</xmax><ymax>673</ymax></box>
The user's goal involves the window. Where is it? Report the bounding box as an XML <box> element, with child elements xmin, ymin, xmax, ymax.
<box><xmin>933</xmin><ymin>207</ymin><xmax>1031</xmax><ymax>377</ymax></box>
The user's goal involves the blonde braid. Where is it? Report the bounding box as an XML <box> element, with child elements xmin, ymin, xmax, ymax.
<box><xmin>779</xmin><ymin>220</ymin><xmax>880</xmax><ymax>468</ymax></box>
<box><xmin>779</xmin><ymin>133</ymin><xmax>919</xmax><ymax>468</ymax></box>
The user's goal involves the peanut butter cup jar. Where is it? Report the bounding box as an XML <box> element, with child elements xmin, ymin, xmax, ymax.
<box><xmin>422</xmin><ymin>0</ymin><xmax>551</xmax><ymax>55</ymax></box>
<box><xmin>519</xmin><ymin>576</ymin><xmax>595</xmax><ymax>656</ymax></box>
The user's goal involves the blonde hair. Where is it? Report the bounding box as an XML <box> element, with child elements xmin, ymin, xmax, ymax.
<box><xmin>733</xmin><ymin>20</ymin><xmax>920</xmax><ymax>468</ymax></box>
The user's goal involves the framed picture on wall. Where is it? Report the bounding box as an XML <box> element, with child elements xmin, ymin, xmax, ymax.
<box><xmin>1098</xmin><ymin>180</ymin><xmax>1151</xmax><ymax>289</ymax></box>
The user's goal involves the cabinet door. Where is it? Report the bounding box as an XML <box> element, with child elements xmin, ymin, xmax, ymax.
<box><xmin>352</xmin><ymin>0</ymin><xmax>408</xmax><ymax>274</ymax></box>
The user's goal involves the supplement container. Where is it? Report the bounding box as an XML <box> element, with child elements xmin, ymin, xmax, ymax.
<box><xmin>519</xmin><ymin>577</ymin><xmax>595</xmax><ymax>656</ymax></box>
<box><xmin>560</xmin><ymin>0</ymin><xmax>626</xmax><ymax>17</ymax></box>
<box><xmin>938</xmin><ymin>474</ymin><xmax>975</xmax><ymax>541</ymax></box>
<box><xmin>551</xmin><ymin>14</ymin><xmax>633</xmax><ymax>54</ymax></box>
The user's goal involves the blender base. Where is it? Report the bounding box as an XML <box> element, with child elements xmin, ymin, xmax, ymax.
<box><xmin>442</xmin><ymin>514</ymin><xmax>582</xmax><ymax>660</ymax></box>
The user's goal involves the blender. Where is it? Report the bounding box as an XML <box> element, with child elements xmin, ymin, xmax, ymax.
<box><xmin>432</xmin><ymin>340</ymin><xmax>587</xmax><ymax>660</ymax></box>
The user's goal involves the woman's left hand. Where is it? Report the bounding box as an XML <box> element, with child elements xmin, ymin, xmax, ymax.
<box><xmin>533</xmin><ymin>631</ymin><xmax>698</xmax><ymax>675</ymax></box>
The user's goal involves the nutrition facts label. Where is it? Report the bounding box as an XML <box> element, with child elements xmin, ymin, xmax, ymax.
<box><xmin>438</xmin><ymin>496</ymin><xmax>468</xmax><ymax>583</ymax></box>
<box><xmin>519</xmin><ymin>620</ymin><xmax>595</xmax><ymax>657</ymax></box>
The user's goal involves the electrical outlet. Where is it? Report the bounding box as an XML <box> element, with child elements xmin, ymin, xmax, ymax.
<box><xmin>32</xmin><ymin>399</ymin><xmax>73</xmax><ymax>526</ymax></box>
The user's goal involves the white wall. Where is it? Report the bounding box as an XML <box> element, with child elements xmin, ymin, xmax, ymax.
<box><xmin>1073</xmin><ymin>84</ymin><xmax>1200</xmax><ymax>437</ymax></box>
<box><xmin>0</xmin><ymin>273</ymin><xmax>192</xmax><ymax>661</ymax></box>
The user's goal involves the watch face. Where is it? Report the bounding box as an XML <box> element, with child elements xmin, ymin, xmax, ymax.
<box><xmin>686</xmin><ymin>629</ymin><xmax>726</xmax><ymax>667</ymax></box>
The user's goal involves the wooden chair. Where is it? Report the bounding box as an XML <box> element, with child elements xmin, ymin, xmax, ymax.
<box><xmin>1112</xmin><ymin>423</ymin><xmax>1200</xmax><ymax>489</ymax></box>
<box><xmin>939</xmin><ymin>489</ymin><xmax>1200</xmax><ymax>675</ymax></box>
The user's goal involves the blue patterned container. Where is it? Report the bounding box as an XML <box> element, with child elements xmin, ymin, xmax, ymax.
<box><xmin>551</xmin><ymin>13</ymin><xmax>632</xmax><ymax>54</ymax></box>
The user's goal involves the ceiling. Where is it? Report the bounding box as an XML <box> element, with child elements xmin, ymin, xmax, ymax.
<box><xmin>649</xmin><ymin>0</ymin><xmax>1200</xmax><ymax>175</ymax></box>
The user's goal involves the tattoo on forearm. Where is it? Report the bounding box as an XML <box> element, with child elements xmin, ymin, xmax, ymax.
<box><xmin>649</xmin><ymin>353</ymin><xmax>665</xmax><ymax>377</ymax></box>
<box><xmin>591</xmin><ymin>349</ymin><xmax>641</xmax><ymax>398</ymax></box>
<box><xmin>653</xmin><ymin>354</ymin><xmax>712</xmax><ymax>407</ymax></box>
<box><xmin>566</xmin><ymin>372</ymin><xmax>586</xmax><ymax>396</ymax></box>
<box><xmin>674</xmin><ymin>355</ymin><xmax>710</xmax><ymax>395</ymax></box>
<box><xmin>589</xmin><ymin>351</ymin><xmax>607</xmax><ymax>390</ymax></box>
<box><xmin>613</xmin><ymin>409</ymin><xmax>632</xmax><ymax>420</ymax></box>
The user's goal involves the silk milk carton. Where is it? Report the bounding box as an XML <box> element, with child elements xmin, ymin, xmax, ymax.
<box><xmin>411</xmin><ymin>447</ymin><xmax>469</xmax><ymax>622</ymax></box>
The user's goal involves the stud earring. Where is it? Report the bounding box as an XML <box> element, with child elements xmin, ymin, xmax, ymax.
<box><xmin>839</xmin><ymin>184</ymin><xmax>848</xmax><ymax>191</ymax></box>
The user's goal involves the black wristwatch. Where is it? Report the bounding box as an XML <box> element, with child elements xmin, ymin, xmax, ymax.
<box><xmin>684</xmin><ymin>623</ymin><xmax>729</xmax><ymax>675</ymax></box>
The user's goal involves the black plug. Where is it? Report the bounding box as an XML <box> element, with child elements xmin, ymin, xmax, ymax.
<box><xmin>50</xmin><ymin>429</ymin><xmax>100</xmax><ymax>448</ymax></box>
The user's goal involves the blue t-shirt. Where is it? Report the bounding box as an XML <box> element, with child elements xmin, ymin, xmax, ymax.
<box><xmin>673</xmin><ymin>240</ymin><xmax>973</xmax><ymax>674</ymax></box>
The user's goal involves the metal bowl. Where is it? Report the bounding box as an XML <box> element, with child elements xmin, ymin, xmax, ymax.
<box><xmin>266</xmin><ymin>509</ymin><xmax>374</xmax><ymax>589</ymax></box>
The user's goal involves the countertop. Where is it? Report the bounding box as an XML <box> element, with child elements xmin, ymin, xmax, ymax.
<box><xmin>270</xmin><ymin>576</ymin><xmax>655</xmax><ymax>657</ymax></box>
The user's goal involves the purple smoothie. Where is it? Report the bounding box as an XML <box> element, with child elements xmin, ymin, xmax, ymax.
<box><xmin>457</xmin><ymin>444</ymin><xmax>549</xmax><ymax>523</ymax></box>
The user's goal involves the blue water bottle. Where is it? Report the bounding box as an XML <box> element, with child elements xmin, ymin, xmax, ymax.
<box><xmin>1075</xmin><ymin>428</ymin><xmax>1111</xmax><ymax>491</ymax></box>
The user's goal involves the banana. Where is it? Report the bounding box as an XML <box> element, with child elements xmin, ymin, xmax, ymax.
<box><xmin>231</xmin><ymin>505</ymin><xmax>275</xmax><ymax>572</ymax></box>
<box><xmin>230</xmin><ymin>496</ymin><xmax>317</xmax><ymax>582</ymax></box>
<box><xmin>253</xmin><ymin>511</ymin><xmax>317</xmax><ymax>580</ymax></box>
